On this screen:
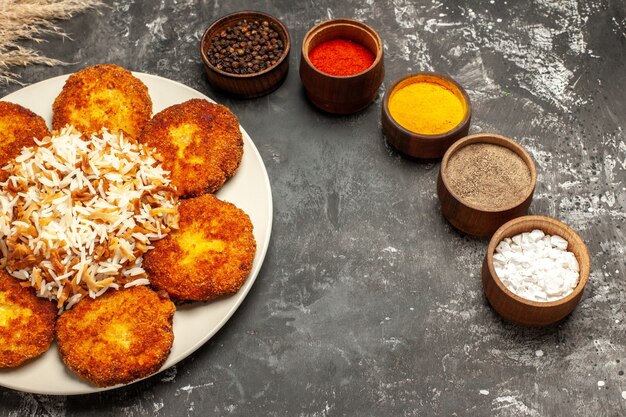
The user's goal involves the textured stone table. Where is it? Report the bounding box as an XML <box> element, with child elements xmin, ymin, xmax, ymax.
<box><xmin>1</xmin><ymin>0</ymin><xmax>625</xmax><ymax>415</ymax></box>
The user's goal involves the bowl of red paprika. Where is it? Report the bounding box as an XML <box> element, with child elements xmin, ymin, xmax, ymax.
<box><xmin>299</xmin><ymin>18</ymin><xmax>384</xmax><ymax>114</ymax></box>
<box><xmin>200</xmin><ymin>10</ymin><xmax>291</xmax><ymax>98</ymax></box>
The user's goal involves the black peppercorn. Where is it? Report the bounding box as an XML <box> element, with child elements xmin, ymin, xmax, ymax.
<box><xmin>206</xmin><ymin>19</ymin><xmax>285</xmax><ymax>75</ymax></box>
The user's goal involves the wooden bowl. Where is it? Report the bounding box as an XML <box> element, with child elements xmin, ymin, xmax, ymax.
<box><xmin>299</xmin><ymin>18</ymin><xmax>384</xmax><ymax>114</ymax></box>
<box><xmin>437</xmin><ymin>133</ymin><xmax>537</xmax><ymax>237</ymax></box>
<box><xmin>200</xmin><ymin>11</ymin><xmax>290</xmax><ymax>98</ymax></box>
<box><xmin>482</xmin><ymin>215</ymin><xmax>591</xmax><ymax>326</ymax></box>
<box><xmin>382</xmin><ymin>72</ymin><xmax>471</xmax><ymax>159</ymax></box>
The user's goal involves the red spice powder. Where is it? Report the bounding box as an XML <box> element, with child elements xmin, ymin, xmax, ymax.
<box><xmin>308</xmin><ymin>38</ymin><xmax>375</xmax><ymax>76</ymax></box>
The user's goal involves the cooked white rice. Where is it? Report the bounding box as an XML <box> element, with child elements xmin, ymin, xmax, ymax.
<box><xmin>0</xmin><ymin>126</ymin><xmax>179</xmax><ymax>311</ymax></box>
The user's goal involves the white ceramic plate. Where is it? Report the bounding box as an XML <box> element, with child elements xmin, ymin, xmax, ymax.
<box><xmin>0</xmin><ymin>73</ymin><xmax>273</xmax><ymax>395</ymax></box>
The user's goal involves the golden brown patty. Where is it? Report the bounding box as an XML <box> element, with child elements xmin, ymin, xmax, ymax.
<box><xmin>55</xmin><ymin>286</ymin><xmax>175</xmax><ymax>387</ymax></box>
<box><xmin>144</xmin><ymin>193</ymin><xmax>256</xmax><ymax>301</ymax></box>
<box><xmin>0</xmin><ymin>101</ymin><xmax>50</xmax><ymax>168</ymax></box>
<box><xmin>0</xmin><ymin>271</ymin><xmax>56</xmax><ymax>368</ymax></box>
<box><xmin>52</xmin><ymin>64</ymin><xmax>152</xmax><ymax>139</ymax></box>
<box><xmin>137</xmin><ymin>99</ymin><xmax>243</xmax><ymax>197</ymax></box>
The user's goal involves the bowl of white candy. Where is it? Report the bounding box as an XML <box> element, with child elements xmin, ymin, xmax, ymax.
<box><xmin>482</xmin><ymin>215</ymin><xmax>590</xmax><ymax>326</ymax></box>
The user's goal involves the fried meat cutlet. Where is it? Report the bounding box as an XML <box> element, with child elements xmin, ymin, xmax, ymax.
<box><xmin>144</xmin><ymin>194</ymin><xmax>256</xmax><ymax>301</ymax></box>
<box><xmin>52</xmin><ymin>64</ymin><xmax>152</xmax><ymax>139</ymax></box>
<box><xmin>137</xmin><ymin>99</ymin><xmax>243</xmax><ymax>198</ymax></box>
<box><xmin>0</xmin><ymin>271</ymin><xmax>56</xmax><ymax>368</ymax></box>
<box><xmin>0</xmin><ymin>101</ymin><xmax>50</xmax><ymax>169</ymax></box>
<box><xmin>55</xmin><ymin>286</ymin><xmax>175</xmax><ymax>387</ymax></box>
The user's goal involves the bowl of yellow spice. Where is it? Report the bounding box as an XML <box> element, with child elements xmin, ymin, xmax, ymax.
<box><xmin>382</xmin><ymin>72</ymin><xmax>471</xmax><ymax>159</ymax></box>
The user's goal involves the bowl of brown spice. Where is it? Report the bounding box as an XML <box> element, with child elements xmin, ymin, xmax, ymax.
<box><xmin>299</xmin><ymin>18</ymin><xmax>384</xmax><ymax>114</ymax></box>
<box><xmin>200</xmin><ymin>10</ymin><xmax>290</xmax><ymax>98</ymax></box>
<box><xmin>437</xmin><ymin>133</ymin><xmax>537</xmax><ymax>237</ymax></box>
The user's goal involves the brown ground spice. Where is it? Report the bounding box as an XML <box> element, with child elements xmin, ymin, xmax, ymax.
<box><xmin>445</xmin><ymin>143</ymin><xmax>532</xmax><ymax>210</ymax></box>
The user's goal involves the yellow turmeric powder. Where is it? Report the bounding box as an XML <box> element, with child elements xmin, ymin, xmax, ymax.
<box><xmin>388</xmin><ymin>79</ymin><xmax>466</xmax><ymax>135</ymax></box>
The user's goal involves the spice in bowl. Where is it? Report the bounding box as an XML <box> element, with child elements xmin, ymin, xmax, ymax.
<box><xmin>308</xmin><ymin>38</ymin><xmax>375</xmax><ymax>76</ymax></box>
<box><xmin>388</xmin><ymin>75</ymin><xmax>467</xmax><ymax>135</ymax></box>
<box><xmin>299</xmin><ymin>18</ymin><xmax>384</xmax><ymax>113</ymax></box>
<box><xmin>445</xmin><ymin>142</ymin><xmax>532</xmax><ymax>210</ymax></box>
<box><xmin>493</xmin><ymin>229</ymin><xmax>580</xmax><ymax>302</ymax></box>
<box><xmin>205</xmin><ymin>19</ymin><xmax>285</xmax><ymax>75</ymax></box>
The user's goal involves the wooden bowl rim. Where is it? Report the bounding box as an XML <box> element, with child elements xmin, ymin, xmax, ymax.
<box><xmin>440</xmin><ymin>133</ymin><xmax>537</xmax><ymax>212</ymax></box>
<box><xmin>485</xmin><ymin>214</ymin><xmax>591</xmax><ymax>308</ymax></box>
<box><xmin>300</xmin><ymin>18</ymin><xmax>383</xmax><ymax>79</ymax></box>
<box><xmin>200</xmin><ymin>10</ymin><xmax>291</xmax><ymax>79</ymax></box>
<box><xmin>382</xmin><ymin>72</ymin><xmax>472</xmax><ymax>142</ymax></box>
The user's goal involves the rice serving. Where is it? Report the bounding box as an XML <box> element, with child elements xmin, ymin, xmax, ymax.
<box><xmin>0</xmin><ymin>126</ymin><xmax>179</xmax><ymax>310</ymax></box>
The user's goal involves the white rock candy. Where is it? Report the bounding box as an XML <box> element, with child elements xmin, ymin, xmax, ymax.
<box><xmin>529</xmin><ymin>229</ymin><xmax>545</xmax><ymax>241</ymax></box>
<box><xmin>551</xmin><ymin>235</ymin><xmax>569</xmax><ymax>250</ymax></box>
<box><xmin>493</xmin><ymin>229</ymin><xmax>580</xmax><ymax>302</ymax></box>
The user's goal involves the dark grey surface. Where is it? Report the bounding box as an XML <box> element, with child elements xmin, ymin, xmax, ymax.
<box><xmin>1</xmin><ymin>0</ymin><xmax>625</xmax><ymax>415</ymax></box>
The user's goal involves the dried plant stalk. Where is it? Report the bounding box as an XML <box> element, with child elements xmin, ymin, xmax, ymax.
<box><xmin>0</xmin><ymin>0</ymin><xmax>103</xmax><ymax>84</ymax></box>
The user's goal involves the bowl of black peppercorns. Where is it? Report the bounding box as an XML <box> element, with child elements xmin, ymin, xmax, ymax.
<box><xmin>200</xmin><ymin>11</ymin><xmax>290</xmax><ymax>98</ymax></box>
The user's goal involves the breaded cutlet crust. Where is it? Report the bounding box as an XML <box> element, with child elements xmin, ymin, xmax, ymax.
<box><xmin>137</xmin><ymin>99</ymin><xmax>243</xmax><ymax>198</ymax></box>
<box><xmin>144</xmin><ymin>194</ymin><xmax>256</xmax><ymax>301</ymax></box>
<box><xmin>0</xmin><ymin>101</ymin><xmax>50</xmax><ymax>168</ymax></box>
<box><xmin>52</xmin><ymin>64</ymin><xmax>152</xmax><ymax>139</ymax></box>
<box><xmin>55</xmin><ymin>286</ymin><xmax>175</xmax><ymax>387</ymax></box>
<box><xmin>0</xmin><ymin>271</ymin><xmax>56</xmax><ymax>368</ymax></box>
